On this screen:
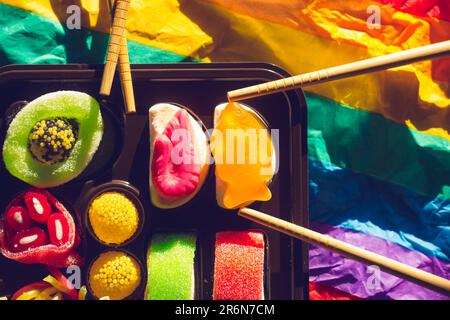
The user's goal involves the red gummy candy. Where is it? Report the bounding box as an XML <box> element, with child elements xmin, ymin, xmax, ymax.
<box><xmin>24</xmin><ymin>191</ymin><xmax>51</xmax><ymax>224</ymax></box>
<box><xmin>151</xmin><ymin>109</ymin><xmax>201</xmax><ymax>198</ymax></box>
<box><xmin>12</xmin><ymin>227</ymin><xmax>48</xmax><ymax>251</ymax></box>
<box><xmin>213</xmin><ymin>231</ymin><xmax>265</xmax><ymax>300</ymax></box>
<box><xmin>0</xmin><ymin>189</ymin><xmax>81</xmax><ymax>267</ymax></box>
<box><xmin>47</xmin><ymin>267</ymin><xmax>79</xmax><ymax>300</ymax></box>
<box><xmin>47</xmin><ymin>213</ymin><xmax>69</xmax><ymax>246</ymax></box>
<box><xmin>5</xmin><ymin>206</ymin><xmax>32</xmax><ymax>231</ymax></box>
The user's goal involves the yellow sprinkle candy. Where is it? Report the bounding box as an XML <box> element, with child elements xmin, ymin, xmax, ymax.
<box><xmin>89</xmin><ymin>251</ymin><xmax>141</xmax><ymax>300</ymax></box>
<box><xmin>88</xmin><ymin>192</ymin><xmax>139</xmax><ymax>245</ymax></box>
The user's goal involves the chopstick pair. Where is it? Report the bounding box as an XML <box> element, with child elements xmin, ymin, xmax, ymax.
<box><xmin>228</xmin><ymin>40</ymin><xmax>450</xmax><ymax>101</ymax></box>
<box><xmin>232</xmin><ymin>43</ymin><xmax>450</xmax><ymax>296</ymax></box>
<box><xmin>239</xmin><ymin>207</ymin><xmax>450</xmax><ymax>297</ymax></box>
<box><xmin>100</xmin><ymin>0</ymin><xmax>136</xmax><ymax>114</ymax></box>
<box><xmin>96</xmin><ymin>4</ymin><xmax>450</xmax><ymax>295</ymax></box>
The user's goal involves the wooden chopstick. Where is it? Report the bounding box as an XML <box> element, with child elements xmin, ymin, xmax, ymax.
<box><xmin>228</xmin><ymin>40</ymin><xmax>450</xmax><ymax>101</ymax></box>
<box><xmin>100</xmin><ymin>0</ymin><xmax>135</xmax><ymax>114</ymax></box>
<box><xmin>100</xmin><ymin>0</ymin><xmax>130</xmax><ymax>95</ymax></box>
<box><xmin>238</xmin><ymin>207</ymin><xmax>450</xmax><ymax>297</ymax></box>
<box><xmin>118</xmin><ymin>35</ymin><xmax>136</xmax><ymax>114</ymax></box>
<box><xmin>105</xmin><ymin>0</ymin><xmax>136</xmax><ymax>114</ymax></box>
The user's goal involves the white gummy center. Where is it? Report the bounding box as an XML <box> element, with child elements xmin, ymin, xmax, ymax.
<box><xmin>14</xmin><ymin>211</ymin><xmax>23</xmax><ymax>224</ymax></box>
<box><xmin>19</xmin><ymin>234</ymin><xmax>38</xmax><ymax>245</ymax></box>
<box><xmin>55</xmin><ymin>219</ymin><xmax>63</xmax><ymax>241</ymax></box>
<box><xmin>33</xmin><ymin>198</ymin><xmax>44</xmax><ymax>214</ymax></box>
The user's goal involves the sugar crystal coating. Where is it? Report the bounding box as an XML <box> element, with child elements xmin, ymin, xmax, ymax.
<box><xmin>213</xmin><ymin>231</ymin><xmax>265</xmax><ymax>300</ymax></box>
<box><xmin>146</xmin><ymin>233</ymin><xmax>196</xmax><ymax>300</ymax></box>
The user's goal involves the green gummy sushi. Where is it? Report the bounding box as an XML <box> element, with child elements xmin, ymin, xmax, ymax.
<box><xmin>2</xmin><ymin>91</ymin><xmax>103</xmax><ymax>188</ymax></box>
<box><xmin>146</xmin><ymin>233</ymin><xmax>196</xmax><ymax>300</ymax></box>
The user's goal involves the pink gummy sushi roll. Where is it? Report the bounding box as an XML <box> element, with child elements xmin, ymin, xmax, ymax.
<box><xmin>213</xmin><ymin>230</ymin><xmax>265</xmax><ymax>300</ymax></box>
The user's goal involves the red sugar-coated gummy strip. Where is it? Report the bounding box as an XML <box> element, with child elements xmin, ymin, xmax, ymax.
<box><xmin>47</xmin><ymin>267</ymin><xmax>79</xmax><ymax>300</ymax></box>
<box><xmin>47</xmin><ymin>213</ymin><xmax>70</xmax><ymax>246</ymax></box>
<box><xmin>5</xmin><ymin>206</ymin><xmax>32</xmax><ymax>232</ymax></box>
<box><xmin>12</xmin><ymin>227</ymin><xmax>48</xmax><ymax>252</ymax></box>
<box><xmin>24</xmin><ymin>191</ymin><xmax>51</xmax><ymax>224</ymax></box>
<box><xmin>213</xmin><ymin>231</ymin><xmax>265</xmax><ymax>300</ymax></box>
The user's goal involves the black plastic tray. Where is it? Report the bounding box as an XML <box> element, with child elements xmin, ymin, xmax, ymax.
<box><xmin>0</xmin><ymin>63</ymin><xmax>309</xmax><ymax>300</ymax></box>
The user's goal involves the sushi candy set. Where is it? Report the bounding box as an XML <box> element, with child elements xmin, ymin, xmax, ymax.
<box><xmin>0</xmin><ymin>63</ymin><xmax>308</xmax><ymax>300</ymax></box>
<box><xmin>1</xmin><ymin>97</ymin><xmax>269</xmax><ymax>299</ymax></box>
<box><xmin>0</xmin><ymin>95</ymin><xmax>270</xmax><ymax>299</ymax></box>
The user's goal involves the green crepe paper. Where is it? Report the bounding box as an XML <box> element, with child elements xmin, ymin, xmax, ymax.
<box><xmin>0</xmin><ymin>2</ymin><xmax>195</xmax><ymax>65</ymax></box>
<box><xmin>306</xmin><ymin>92</ymin><xmax>450</xmax><ymax>200</ymax></box>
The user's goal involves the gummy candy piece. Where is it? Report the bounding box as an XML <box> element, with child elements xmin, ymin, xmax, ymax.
<box><xmin>213</xmin><ymin>231</ymin><xmax>265</xmax><ymax>300</ymax></box>
<box><xmin>5</xmin><ymin>206</ymin><xmax>32</xmax><ymax>231</ymax></box>
<box><xmin>151</xmin><ymin>109</ymin><xmax>201</xmax><ymax>198</ymax></box>
<box><xmin>12</xmin><ymin>227</ymin><xmax>48</xmax><ymax>251</ymax></box>
<box><xmin>212</xmin><ymin>103</ymin><xmax>274</xmax><ymax>209</ymax></box>
<box><xmin>0</xmin><ymin>189</ymin><xmax>82</xmax><ymax>267</ymax></box>
<box><xmin>47</xmin><ymin>213</ymin><xmax>70</xmax><ymax>246</ymax></box>
<box><xmin>24</xmin><ymin>191</ymin><xmax>51</xmax><ymax>224</ymax></box>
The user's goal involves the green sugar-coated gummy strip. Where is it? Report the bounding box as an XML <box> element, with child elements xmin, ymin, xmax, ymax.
<box><xmin>146</xmin><ymin>233</ymin><xmax>197</xmax><ymax>300</ymax></box>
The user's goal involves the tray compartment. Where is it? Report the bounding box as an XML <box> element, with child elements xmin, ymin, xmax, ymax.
<box><xmin>0</xmin><ymin>63</ymin><xmax>308</xmax><ymax>300</ymax></box>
